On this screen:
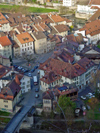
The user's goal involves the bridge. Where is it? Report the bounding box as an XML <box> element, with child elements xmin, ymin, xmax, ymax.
<box><xmin>2</xmin><ymin>105</ymin><xmax>35</xmax><ymax>133</ymax></box>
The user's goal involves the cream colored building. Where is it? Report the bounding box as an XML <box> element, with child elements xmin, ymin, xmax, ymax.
<box><xmin>0</xmin><ymin>55</ymin><xmax>10</xmax><ymax>66</ymax></box>
<box><xmin>0</xmin><ymin>79</ymin><xmax>22</xmax><ymax>112</ymax></box>
<box><xmin>0</xmin><ymin>36</ymin><xmax>12</xmax><ymax>58</ymax></box>
<box><xmin>14</xmin><ymin>32</ymin><xmax>34</xmax><ymax>56</ymax></box>
<box><xmin>31</xmin><ymin>31</ymin><xmax>47</xmax><ymax>54</ymax></box>
<box><xmin>0</xmin><ymin>12</ymin><xmax>11</xmax><ymax>32</ymax></box>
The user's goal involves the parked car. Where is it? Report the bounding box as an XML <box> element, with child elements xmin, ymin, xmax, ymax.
<box><xmin>28</xmin><ymin>73</ymin><xmax>32</xmax><ymax>77</ymax></box>
<box><xmin>31</xmin><ymin>68</ymin><xmax>35</xmax><ymax>73</ymax></box>
<box><xmin>35</xmin><ymin>94</ymin><xmax>39</xmax><ymax>98</ymax></box>
<box><xmin>88</xmin><ymin>93</ymin><xmax>93</xmax><ymax>96</ymax></box>
<box><xmin>18</xmin><ymin>66</ymin><xmax>23</xmax><ymax>70</ymax></box>
<box><xmin>81</xmin><ymin>96</ymin><xmax>86</xmax><ymax>100</ymax></box>
<box><xmin>14</xmin><ymin>65</ymin><xmax>18</xmax><ymax>68</ymax></box>
<box><xmin>24</xmin><ymin>69</ymin><xmax>29</xmax><ymax>73</ymax></box>
<box><xmin>86</xmin><ymin>105</ymin><xmax>91</xmax><ymax>110</ymax></box>
<box><xmin>87</xmin><ymin>93</ymin><xmax>95</xmax><ymax>99</ymax></box>
<box><xmin>82</xmin><ymin>106</ymin><xmax>86</xmax><ymax>111</ymax></box>
<box><xmin>35</xmin><ymin>88</ymin><xmax>39</xmax><ymax>92</ymax></box>
<box><xmin>34</xmin><ymin>65</ymin><xmax>38</xmax><ymax>69</ymax></box>
<box><xmin>22</xmin><ymin>68</ymin><xmax>25</xmax><ymax>72</ymax></box>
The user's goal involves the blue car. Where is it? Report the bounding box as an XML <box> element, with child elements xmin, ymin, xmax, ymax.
<box><xmin>31</xmin><ymin>68</ymin><xmax>35</xmax><ymax>73</ymax></box>
<box><xmin>34</xmin><ymin>65</ymin><xmax>38</xmax><ymax>69</ymax></box>
<box><xmin>13</xmin><ymin>65</ymin><xmax>18</xmax><ymax>68</ymax></box>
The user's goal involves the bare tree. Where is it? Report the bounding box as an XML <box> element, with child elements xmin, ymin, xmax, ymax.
<box><xmin>22</xmin><ymin>53</ymin><xmax>36</xmax><ymax>67</ymax></box>
<box><xmin>90</xmin><ymin>70</ymin><xmax>100</xmax><ymax>91</ymax></box>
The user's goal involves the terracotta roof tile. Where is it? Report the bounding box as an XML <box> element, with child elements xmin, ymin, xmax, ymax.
<box><xmin>0</xmin><ymin>12</ymin><xmax>9</xmax><ymax>25</ymax></box>
<box><xmin>79</xmin><ymin>20</ymin><xmax>100</xmax><ymax>36</ymax></box>
<box><xmin>16</xmin><ymin>32</ymin><xmax>34</xmax><ymax>44</ymax></box>
<box><xmin>0</xmin><ymin>36</ymin><xmax>12</xmax><ymax>46</ymax></box>
<box><xmin>54</xmin><ymin>24</ymin><xmax>69</xmax><ymax>33</ymax></box>
<box><xmin>89</xmin><ymin>0</ymin><xmax>100</xmax><ymax>5</ymax></box>
<box><xmin>50</xmin><ymin>14</ymin><xmax>65</xmax><ymax>23</ymax></box>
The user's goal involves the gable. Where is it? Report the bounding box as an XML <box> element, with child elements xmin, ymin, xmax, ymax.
<box><xmin>85</xmin><ymin>49</ymin><xmax>100</xmax><ymax>54</ymax></box>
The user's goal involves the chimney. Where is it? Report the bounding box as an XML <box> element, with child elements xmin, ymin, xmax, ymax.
<box><xmin>15</xmin><ymin>75</ymin><xmax>20</xmax><ymax>85</ymax></box>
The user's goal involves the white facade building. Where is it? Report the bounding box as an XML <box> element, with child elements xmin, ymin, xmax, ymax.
<box><xmin>20</xmin><ymin>75</ymin><xmax>31</xmax><ymax>93</ymax></box>
<box><xmin>14</xmin><ymin>32</ymin><xmax>34</xmax><ymax>56</ymax></box>
<box><xmin>63</xmin><ymin>0</ymin><xmax>76</xmax><ymax>7</ymax></box>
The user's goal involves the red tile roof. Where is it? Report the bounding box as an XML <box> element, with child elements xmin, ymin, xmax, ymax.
<box><xmin>89</xmin><ymin>0</ymin><xmax>100</xmax><ymax>5</ymax></box>
<box><xmin>0</xmin><ymin>12</ymin><xmax>9</xmax><ymax>25</ymax></box>
<box><xmin>0</xmin><ymin>36</ymin><xmax>12</xmax><ymax>46</ymax></box>
<box><xmin>0</xmin><ymin>65</ymin><xmax>11</xmax><ymax>78</ymax></box>
<box><xmin>88</xmin><ymin>9</ymin><xmax>100</xmax><ymax>22</ymax></box>
<box><xmin>79</xmin><ymin>20</ymin><xmax>100</xmax><ymax>36</ymax></box>
<box><xmin>0</xmin><ymin>79</ymin><xmax>21</xmax><ymax>101</ymax></box>
<box><xmin>16</xmin><ymin>32</ymin><xmax>34</xmax><ymax>44</ymax></box>
<box><xmin>49</xmin><ymin>14</ymin><xmax>65</xmax><ymax>23</ymax></box>
<box><xmin>54</xmin><ymin>24</ymin><xmax>69</xmax><ymax>33</ymax></box>
<box><xmin>39</xmin><ymin>58</ymin><xmax>79</xmax><ymax>79</ymax></box>
<box><xmin>40</xmin><ymin>71</ymin><xmax>61</xmax><ymax>84</ymax></box>
<box><xmin>77</xmin><ymin>57</ymin><xmax>95</xmax><ymax>70</ymax></box>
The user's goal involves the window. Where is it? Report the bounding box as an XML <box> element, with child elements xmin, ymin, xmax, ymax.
<box><xmin>23</xmin><ymin>82</ymin><xmax>25</xmax><ymax>85</ymax></box>
<box><xmin>27</xmin><ymin>81</ymin><xmax>30</xmax><ymax>83</ymax></box>
<box><xmin>4</xmin><ymin>100</ymin><xmax>8</xmax><ymax>103</ymax></box>
<box><xmin>27</xmin><ymin>85</ymin><xmax>30</xmax><ymax>88</ymax></box>
<box><xmin>4</xmin><ymin>105</ymin><xmax>8</xmax><ymax>108</ymax></box>
<box><xmin>44</xmin><ymin>100</ymin><xmax>50</xmax><ymax>104</ymax></box>
<box><xmin>22</xmin><ymin>86</ymin><xmax>25</xmax><ymax>89</ymax></box>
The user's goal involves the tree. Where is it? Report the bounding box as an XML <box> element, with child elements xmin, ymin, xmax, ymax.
<box><xmin>69</xmin><ymin>25</ymin><xmax>74</xmax><ymax>32</ymax></box>
<box><xmin>59</xmin><ymin>6</ymin><xmax>69</xmax><ymax>14</ymax></box>
<box><xmin>65</xmin><ymin>106</ymin><xmax>74</xmax><ymax>126</ymax></box>
<box><xmin>56</xmin><ymin>96</ymin><xmax>76</xmax><ymax>114</ymax></box>
<box><xmin>90</xmin><ymin>70</ymin><xmax>100</xmax><ymax>92</ymax></box>
<box><xmin>22</xmin><ymin>53</ymin><xmax>36</xmax><ymax>67</ymax></box>
<box><xmin>88</xmin><ymin>97</ymin><xmax>99</xmax><ymax>109</ymax></box>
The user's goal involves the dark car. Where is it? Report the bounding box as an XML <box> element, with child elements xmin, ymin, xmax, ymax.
<box><xmin>34</xmin><ymin>65</ymin><xmax>38</xmax><ymax>69</ymax></box>
<box><xmin>35</xmin><ymin>88</ymin><xmax>39</xmax><ymax>92</ymax></box>
<box><xmin>14</xmin><ymin>65</ymin><xmax>18</xmax><ymax>68</ymax></box>
<box><xmin>24</xmin><ymin>69</ymin><xmax>29</xmax><ymax>73</ymax></box>
<box><xmin>31</xmin><ymin>68</ymin><xmax>35</xmax><ymax>73</ymax></box>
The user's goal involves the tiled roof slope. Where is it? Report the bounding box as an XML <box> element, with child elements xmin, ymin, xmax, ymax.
<box><xmin>0</xmin><ymin>36</ymin><xmax>12</xmax><ymax>46</ymax></box>
<box><xmin>16</xmin><ymin>32</ymin><xmax>34</xmax><ymax>44</ymax></box>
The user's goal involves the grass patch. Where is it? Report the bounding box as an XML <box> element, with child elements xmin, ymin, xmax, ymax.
<box><xmin>0</xmin><ymin>4</ymin><xmax>58</xmax><ymax>14</ymax></box>
<box><xmin>87</xmin><ymin>103</ymin><xmax>100</xmax><ymax>120</ymax></box>
<box><xmin>0</xmin><ymin>117</ymin><xmax>10</xmax><ymax>123</ymax></box>
<box><xmin>0</xmin><ymin>111</ymin><xmax>10</xmax><ymax>116</ymax></box>
<box><xmin>97</xmin><ymin>44</ymin><xmax>100</xmax><ymax>49</ymax></box>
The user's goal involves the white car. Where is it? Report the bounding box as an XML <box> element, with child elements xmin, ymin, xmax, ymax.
<box><xmin>35</xmin><ymin>94</ymin><xmax>39</xmax><ymax>98</ymax></box>
<box><xmin>18</xmin><ymin>66</ymin><xmax>23</xmax><ymax>70</ymax></box>
<box><xmin>82</xmin><ymin>106</ymin><xmax>86</xmax><ymax>111</ymax></box>
<box><xmin>88</xmin><ymin>93</ymin><xmax>93</xmax><ymax>96</ymax></box>
<box><xmin>81</xmin><ymin>96</ymin><xmax>86</xmax><ymax>100</ymax></box>
<box><xmin>28</xmin><ymin>73</ymin><xmax>32</xmax><ymax>77</ymax></box>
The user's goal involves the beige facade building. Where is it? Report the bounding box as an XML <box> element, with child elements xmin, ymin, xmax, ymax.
<box><xmin>0</xmin><ymin>78</ymin><xmax>21</xmax><ymax>112</ymax></box>
<box><xmin>0</xmin><ymin>12</ymin><xmax>11</xmax><ymax>32</ymax></box>
<box><xmin>31</xmin><ymin>31</ymin><xmax>47</xmax><ymax>54</ymax></box>
<box><xmin>14</xmin><ymin>32</ymin><xmax>34</xmax><ymax>56</ymax></box>
<box><xmin>0</xmin><ymin>55</ymin><xmax>10</xmax><ymax>66</ymax></box>
<box><xmin>0</xmin><ymin>36</ymin><xmax>12</xmax><ymax>58</ymax></box>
